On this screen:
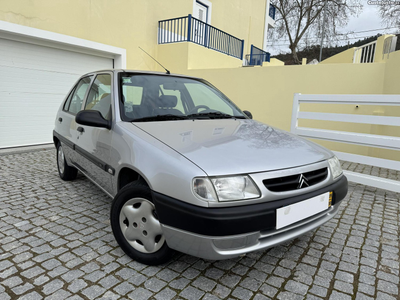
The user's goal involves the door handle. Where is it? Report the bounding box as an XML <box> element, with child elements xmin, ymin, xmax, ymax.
<box><xmin>58</xmin><ymin>117</ymin><xmax>63</xmax><ymax>122</ymax></box>
<box><xmin>77</xmin><ymin>127</ymin><xmax>85</xmax><ymax>133</ymax></box>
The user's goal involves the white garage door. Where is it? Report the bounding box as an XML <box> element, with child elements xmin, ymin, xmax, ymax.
<box><xmin>0</xmin><ymin>38</ymin><xmax>113</xmax><ymax>148</ymax></box>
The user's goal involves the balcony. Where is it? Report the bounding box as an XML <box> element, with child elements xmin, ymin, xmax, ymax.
<box><xmin>245</xmin><ymin>45</ymin><xmax>270</xmax><ymax>66</ymax></box>
<box><xmin>158</xmin><ymin>14</ymin><xmax>244</xmax><ymax>60</ymax></box>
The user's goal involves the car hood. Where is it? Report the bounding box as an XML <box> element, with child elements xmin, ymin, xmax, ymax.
<box><xmin>133</xmin><ymin>119</ymin><xmax>333</xmax><ymax>176</ymax></box>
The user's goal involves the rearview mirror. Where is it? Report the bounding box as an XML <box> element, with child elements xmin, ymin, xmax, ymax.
<box><xmin>76</xmin><ymin>110</ymin><xmax>111</xmax><ymax>129</ymax></box>
<box><xmin>163</xmin><ymin>82</ymin><xmax>185</xmax><ymax>90</ymax></box>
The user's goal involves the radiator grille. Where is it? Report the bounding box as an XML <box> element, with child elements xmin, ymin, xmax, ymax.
<box><xmin>263</xmin><ymin>168</ymin><xmax>328</xmax><ymax>192</ymax></box>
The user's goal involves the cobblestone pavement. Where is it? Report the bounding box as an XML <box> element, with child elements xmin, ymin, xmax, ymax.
<box><xmin>341</xmin><ymin>161</ymin><xmax>400</xmax><ymax>181</ymax></box>
<box><xmin>1</xmin><ymin>149</ymin><xmax>400</xmax><ymax>300</ymax></box>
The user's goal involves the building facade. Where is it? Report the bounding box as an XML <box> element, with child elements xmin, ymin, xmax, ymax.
<box><xmin>0</xmin><ymin>0</ymin><xmax>275</xmax><ymax>148</ymax></box>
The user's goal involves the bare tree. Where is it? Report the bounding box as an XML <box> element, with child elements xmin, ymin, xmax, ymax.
<box><xmin>379</xmin><ymin>2</ymin><xmax>400</xmax><ymax>29</ymax></box>
<box><xmin>270</xmin><ymin>0</ymin><xmax>362</xmax><ymax>64</ymax></box>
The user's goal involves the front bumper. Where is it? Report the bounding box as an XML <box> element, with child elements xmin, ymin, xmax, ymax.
<box><xmin>152</xmin><ymin>175</ymin><xmax>348</xmax><ymax>260</ymax></box>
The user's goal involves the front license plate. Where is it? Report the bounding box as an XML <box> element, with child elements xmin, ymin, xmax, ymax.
<box><xmin>276</xmin><ymin>192</ymin><xmax>331</xmax><ymax>230</ymax></box>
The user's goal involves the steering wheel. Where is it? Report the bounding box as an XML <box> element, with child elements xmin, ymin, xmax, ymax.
<box><xmin>188</xmin><ymin>105</ymin><xmax>211</xmax><ymax>114</ymax></box>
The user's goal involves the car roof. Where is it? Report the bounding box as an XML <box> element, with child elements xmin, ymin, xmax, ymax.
<box><xmin>82</xmin><ymin>69</ymin><xmax>203</xmax><ymax>81</ymax></box>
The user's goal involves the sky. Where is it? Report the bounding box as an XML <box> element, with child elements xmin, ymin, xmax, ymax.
<box><xmin>267</xmin><ymin>3</ymin><xmax>399</xmax><ymax>55</ymax></box>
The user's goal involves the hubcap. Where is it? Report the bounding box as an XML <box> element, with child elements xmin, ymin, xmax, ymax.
<box><xmin>119</xmin><ymin>198</ymin><xmax>165</xmax><ymax>253</ymax></box>
<box><xmin>57</xmin><ymin>146</ymin><xmax>65</xmax><ymax>175</ymax></box>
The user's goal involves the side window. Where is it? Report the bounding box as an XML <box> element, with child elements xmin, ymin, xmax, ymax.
<box><xmin>64</xmin><ymin>76</ymin><xmax>93</xmax><ymax>115</ymax></box>
<box><xmin>85</xmin><ymin>74</ymin><xmax>112</xmax><ymax>120</ymax></box>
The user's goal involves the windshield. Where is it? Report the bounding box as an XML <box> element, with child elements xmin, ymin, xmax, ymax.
<box><xmin>119</xmin><ymin>73</ymin><xmax>246</xmax><ymax>122</ymax></box>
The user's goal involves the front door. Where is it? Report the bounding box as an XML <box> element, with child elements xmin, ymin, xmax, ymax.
<box><xmin>75</xmin><ymin>73</ymin><xmax>114</xmax><ymax>195</ymax></box>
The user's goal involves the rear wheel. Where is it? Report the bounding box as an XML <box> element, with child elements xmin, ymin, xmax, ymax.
<box><xmin>110</xmin><ymin>182</ymin><xmax>173</xmax><ymax>265</ymax></box>
<box><xmin>56</xmin><ymin>142</ymin><xmax>77</xmax><ymax>181</ymax></box>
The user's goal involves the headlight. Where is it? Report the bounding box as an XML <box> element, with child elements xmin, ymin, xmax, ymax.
<box><xmin>212</xmin><ymin>176</ymin><xmax>260</xmax><ymax>201</ymax></box>
<box><xmin>328</xmin><ymin>156</ymin><xmax>343</xmax><ymax>179</ymax></box>
<box><xmin>193</xmin><ymin>175</ymin><xmax>260</xmax><ymax>202</ymax></box>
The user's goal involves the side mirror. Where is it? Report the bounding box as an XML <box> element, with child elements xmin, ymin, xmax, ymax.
<box><xmin>243</xmin><ymin>110</ymin><xmax>253</xmax><ymax>119</ymax></box>
<box><xmin>76</xmin><ymin>110</ymin><xmax>111</xmax><ymax>129</ymax></box>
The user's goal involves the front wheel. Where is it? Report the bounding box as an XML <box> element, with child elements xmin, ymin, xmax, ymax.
<box><xmin>110</xmin><ymin>182</ymin><xmax>173</xmax><ymax>265</ymax></box>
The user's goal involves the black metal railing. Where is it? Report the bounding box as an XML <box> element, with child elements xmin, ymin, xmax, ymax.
<box><xmin>158</xmin><ymin>14</ymin><xmax>244</xmax><ymax>60</ymax></box>
<box><xmin>269</xmin><ymin>4</ymin><xmax>276</xmax><ymax>20</ymax></box>
<box><xmin>246</xmin><ymin>45</ymin><xmax>270</xmax><ymax>65</ymax></box>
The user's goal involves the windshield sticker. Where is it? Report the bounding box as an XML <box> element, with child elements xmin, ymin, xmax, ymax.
<box><xmin>180</xmin><ymin>131</ymin><xmax>193</xmax><ymax>142</ymax></box>
<box><xmin>213</xmin><ymin>127</ymin><xmax>225</xmax><ymax>135</ymax></box>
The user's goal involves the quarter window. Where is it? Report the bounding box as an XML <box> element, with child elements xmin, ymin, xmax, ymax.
<box><xmin>63</xmin><ymin>87</ymin><xmax>76</xmax><ymax>111</ymax></box>
<box><xmin>85</xmin><ymin>74</ymin><xmax>112</xmax><ymax>120</ymax></box>
<box><xmin>64</xmin><ymin>76</ymin><xmax>93</xmax><ymax>115</ymax></box>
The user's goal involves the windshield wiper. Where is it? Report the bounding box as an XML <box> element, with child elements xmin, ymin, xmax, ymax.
<box><xmin>132</xmin><ymin>114</ymin><xmax>188</xmax><ymax>122</ymax></box>
<box><xmin>187</xmin><ymin>112</ymin><xmax>246</xmax><ymax>119</ymax></box>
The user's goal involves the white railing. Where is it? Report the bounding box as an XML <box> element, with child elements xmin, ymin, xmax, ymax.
<box><xmin>383</xmin><ymin>35</ymin><xmax>398</xmax><ymax>59</ymax></box>
<box><xmin>291</xmin><ymin>93</ymin><xmax>400</xmax><ymax>193</ymax></box>
<box><xmin>353</xmin><ymin>41</ymin><xmax>376</xmax><ymax>63</ymax></box>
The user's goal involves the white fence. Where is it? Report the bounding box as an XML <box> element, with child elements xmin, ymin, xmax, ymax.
<box><xmin>383</xmin><ymin>35</ymin><xmax>398</xmax><ymax>59</ymax></box>
<box><xmin>353</xmin><ymin>41</ymin><xmax>376</xmax><ymax>63</ymax></box>
<box><xmin>291</xmin><ymin>93</ymin><xmax>400</xmax><ymax>193</ymax></box>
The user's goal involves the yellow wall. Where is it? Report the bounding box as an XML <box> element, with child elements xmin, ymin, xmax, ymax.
<box><xmin>0</xmin><ymin>0</ymin><xmax>192</xmax><ymax>70</ymax></box>
<box><xmin>320</xmin><ymin>48</ymin><xmax>356</xmax><ymax>64</ymax></box>
<box><xmin>383</xmin><ymin>50</ymin><xmax>400</xmax><ymax>94</ymax></box>
<box><xmin>187</xmin><ymin>43</ymin><xmax>243</xmax><ymax>69</ymax></box>
<box><xmin>184</xmin><ymin>63</ymin><xmax>386</xmax><ymax>130</ymax></box>
<box><xmin>181</xmin><ymin>59</ymin><xmax>400</xmax><ymax>161</ymax></box>
<box><xmin>0</xmin><ymin>0</ymin><xmax>267</xmax><ymax>71</ymax></box>
<box><xmin>156</xmin><ymin>43</ymin><xmax>189</xmax><ymax>73</ymax></box>
<box><xmin>157</xmin><ymin>42</ymin><xmax>243</xmax><ymax>72</ymax></box>
<box><xmin>211</xmin><ymin>0</ymin><xmax>267</xmax><ymax>54</ymax></box>
<box><xmin>263</xmin><ymin>58</ymin><xmax>285</xmax><ymax>66</ymax></box>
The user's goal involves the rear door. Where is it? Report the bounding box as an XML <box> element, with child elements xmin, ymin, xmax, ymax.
<box><xmin>56</xmin><ymin>76</ymin><xmax>93</xmax><ymax>165</ymax></box>
<box><xmin>74</xmin><ymin>73</ymin><xmax>114</xmax><ymax>194</ymax></box>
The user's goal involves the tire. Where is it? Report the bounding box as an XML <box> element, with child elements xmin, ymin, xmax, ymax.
<box><xmin>56</xmin><ymin>142</ymin><xmax>78</xmax><ymax>181</ymax></box>
<box><xmin>110</xmin><ymin>181</ymin><xmax>173</xmax><ymax>265</ymax></box>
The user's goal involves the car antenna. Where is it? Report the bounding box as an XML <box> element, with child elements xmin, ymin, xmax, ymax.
<box><xmin>139</xmin><ymin>47</ymin><xmax>170</xmax><ymax>74</ymax></box>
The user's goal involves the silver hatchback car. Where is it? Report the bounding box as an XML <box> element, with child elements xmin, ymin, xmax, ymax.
<box><xmin>53</xmin><ymin>70</ymin><xmax>347</xmax><ymax>265</ymax></box>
